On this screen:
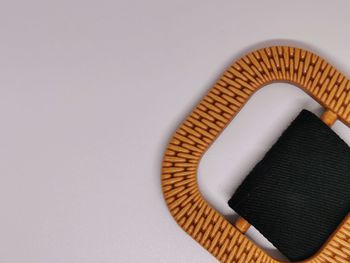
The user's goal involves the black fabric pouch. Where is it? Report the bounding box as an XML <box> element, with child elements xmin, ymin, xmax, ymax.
<box><xmin>228</xmin><ymin>110</ymin><xmax>350</xmax><ymax>261</ymax></box>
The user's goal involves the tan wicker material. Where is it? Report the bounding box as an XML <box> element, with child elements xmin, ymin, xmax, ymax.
<box><xmin>161</xmin><ymin>46</ymin><xmax>350</xmax><ymax>262</ymax></box>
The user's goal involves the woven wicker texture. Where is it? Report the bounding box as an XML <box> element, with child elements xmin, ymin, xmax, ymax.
<box><xmin>161</xmin><ymin>46</ymin><xmax>350</xmax><ymax>262</ymax></box>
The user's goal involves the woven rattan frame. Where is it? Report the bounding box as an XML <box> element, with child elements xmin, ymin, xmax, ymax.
<box><xmin>161</xmin><ymin>46</ymin><xmax>350</xmax><ymax>262</ymax></box>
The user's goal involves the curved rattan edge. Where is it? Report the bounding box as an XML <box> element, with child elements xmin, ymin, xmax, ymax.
<box><xmin>161</xmin><ymin>46</ymin><xmax>350</xmax><ymax>262</ymax></box>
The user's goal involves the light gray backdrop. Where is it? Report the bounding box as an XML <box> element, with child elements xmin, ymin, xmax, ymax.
<box><xmin>1</xmin><ymin>0</ymin><xmax>350</xmax><ymax>262</ymax></box>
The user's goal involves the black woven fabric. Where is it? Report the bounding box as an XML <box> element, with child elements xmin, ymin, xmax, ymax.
<box><xmin>228</xmin><ymin>110</ymin><xmax>350</xmax><ymax>261</ymax></box>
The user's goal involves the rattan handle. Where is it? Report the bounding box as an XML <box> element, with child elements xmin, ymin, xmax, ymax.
<box><xmin>162</xmin><ymin>46</ymin><xmax>350</xmax><ymax>262</ymax></box>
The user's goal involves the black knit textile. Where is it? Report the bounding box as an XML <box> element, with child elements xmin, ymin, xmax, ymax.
<box><xmin>228</xmin><ymin>110</ymin><xmax>350</xmax><ymax>261</ymax></box>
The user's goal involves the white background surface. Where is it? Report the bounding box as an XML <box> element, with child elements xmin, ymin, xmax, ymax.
<box><xmin>1</xmin><ymin>1</ymin><xmax>350</xmax><ymax>262</ymax></box>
